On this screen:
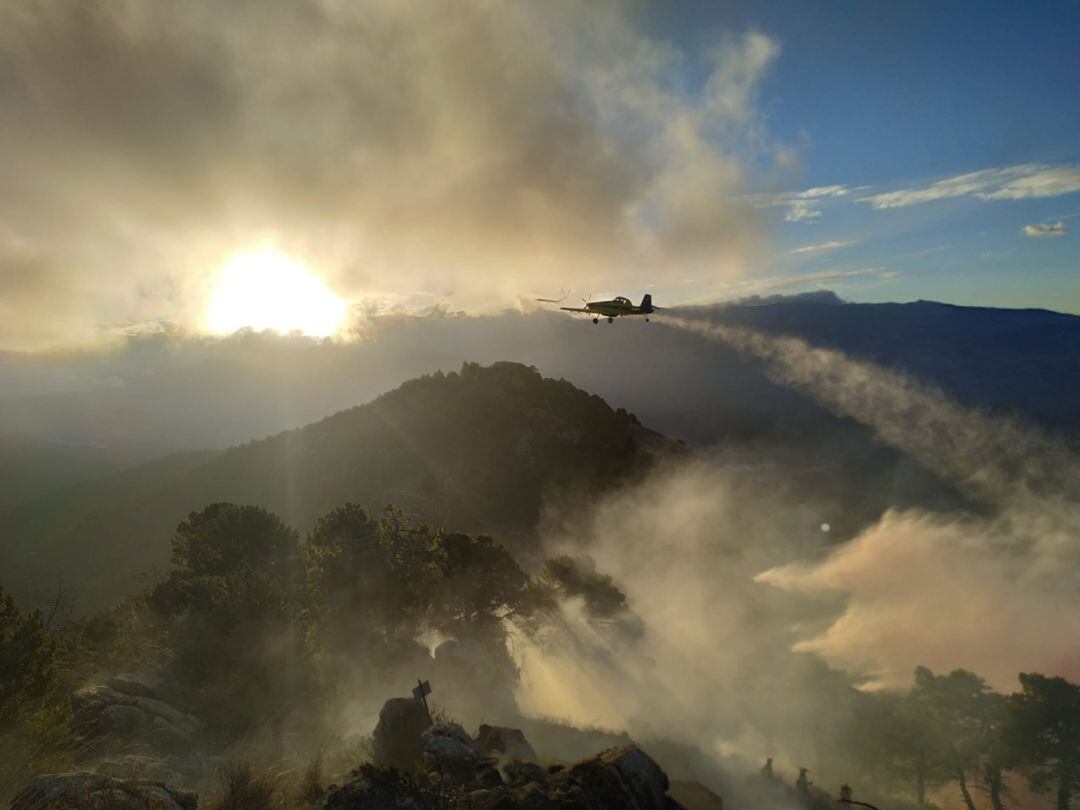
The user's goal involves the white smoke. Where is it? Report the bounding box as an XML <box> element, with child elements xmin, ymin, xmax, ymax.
<box><xmin>659</xmin><ymin>314</ymin><xmax>1080</xmax><ymax>691</ymax></box>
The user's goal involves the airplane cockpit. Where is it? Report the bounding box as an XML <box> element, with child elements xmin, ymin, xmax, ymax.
<box><xmin>614</xmin><ymin>296</ymin><xmax>632</xmax><ymax>305</ymax></box>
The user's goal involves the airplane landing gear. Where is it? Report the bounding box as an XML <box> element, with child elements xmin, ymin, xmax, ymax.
<box><xmin>593</xmin><ymin>317</ymin><xmax>599</xmax><ymax>324</ymax></box>
<box><xmin>645</xmin><ymin>316</ymin><xmax>650</xmax><ymax>322</ymax></box>
<box><xmin>607</xmin><ymin>317</ymin><xmax>614</xmax><ymax>323</ymax></box>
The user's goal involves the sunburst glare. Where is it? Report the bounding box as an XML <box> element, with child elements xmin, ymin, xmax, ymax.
<box><xmin>203</xmin><ymin>249</ymin><xmax>347</xmax><ymax>337</ymax></box>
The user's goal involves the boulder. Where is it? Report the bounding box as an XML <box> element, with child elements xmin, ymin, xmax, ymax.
<box><xmin>93</xmin><ymin>755</ymin><xmax>183</xmax><ymax>785</ymax></box>
<box><xmin>477</xmin><ymin>724</ymin><xmax>538</xmax><ymax>762</ymax></box>
<box><xmin>560</xmin><ymin>745</ymin><xmax>681</xmax><ymax>810</ymax></box>
<box><xmin>421</xmin><ymin>723</ymin><xmax>483</xmax><ymax>780</ymax></box>
<box><xmin>105</xmin><ymin>673</ymin><xmax>162</xmax><ymax>700</ymax></box>
<box><xmin>323</xmin><ymin>766</ymin><xmax>426</xmax><ymax>810</ymax></box>
<box><xmin>371</xmin><ymin>697</ymin><xmax>432</xmax><ymax>771</ymax></box>
<box><xmin>10</xmin><ymin>772</ymin><xmax>197</xmax><ymax>810</ymax></box>
<box><xmin>502</xmin><ymin>761</ymin><xmax>547</xmax><ymax>787</ymax></box>
<box><xmin>668</xmin><ymin>780</ymin><xmax>724</xmax><ymax>810</ymax></box>
<box><xmin>71</xmin><ymin>685</ymin><xmax>202</xmax><ymax>756</ymax></box>
<box><xmin>422</xmin><ymin>723</ymin><xmax>481</xmax><ymax>754</ymax></box>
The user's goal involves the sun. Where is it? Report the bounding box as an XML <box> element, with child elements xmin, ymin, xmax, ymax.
<box><xmin>203</xmin><ymin>249</ymin><xmax>347</xmax><ymax>337</ymax></box>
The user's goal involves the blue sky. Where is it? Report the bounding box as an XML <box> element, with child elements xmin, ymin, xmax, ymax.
<box><xmin>650</xmin><ymin>1</ymin><xmax>1080</xmax><ymax>312</ymax></box>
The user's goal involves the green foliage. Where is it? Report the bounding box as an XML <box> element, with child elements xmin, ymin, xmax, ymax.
<box><xmin>152</xmin><ymin>503</ymin><xmax>312</xmax><ymax>736</ymax></box>
<box><xmin>541</xmin><ymin>555</ymin><xmax>629</xmax><ymax>619</ymax></box>
<box><xmin>539</xmin><ymin>554</ymin><xmax>643</xmax><ymax>639</ymax></box>
<box><xmin>0</xmin><ymin>588</ymin><xmax>55</xmax><ymax>729</ymax></box>
<box><xmin>0</xmin><ymin>587</ymin><xmax>74</xmax><ymax>801</ymax></box>
<box><xmin>909</xmin><ymin>667</ymin><xmax>1007</xmax><ymax>809</ymax></box>
<box><xmin>304</xmin><ymin>504</ymin><xmax>538</xmax><ymax>677</ymax></box>
<box><xmin>1008</xmin><ymin>672</ymin><xmax>1080</xmax><ymax>809</ymax></box>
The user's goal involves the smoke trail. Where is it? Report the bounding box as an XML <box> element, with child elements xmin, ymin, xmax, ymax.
<box><xmin>658</xmin><ymin>315</ymin><xmax>1079</xmax><ymax>506</ymax></box>
<box><xmin>656</xmin><ymin>313</ymin><xmax>1080</xmax><ymax>690</ymax></box>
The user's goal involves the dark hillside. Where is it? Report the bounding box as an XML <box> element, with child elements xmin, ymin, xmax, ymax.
<box><xmin>0</xmin><ymin>362</ymin><xmax>675</xmax><ymax>613</ymax></box>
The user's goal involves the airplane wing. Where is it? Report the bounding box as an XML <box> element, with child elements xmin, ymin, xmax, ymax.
<box><xmin>560</xmin><ymin>306</ymin><xmax>591</xmax><ymax>313</ymax></box>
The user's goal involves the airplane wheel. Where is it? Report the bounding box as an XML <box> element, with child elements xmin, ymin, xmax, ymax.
<box><xmin>593</xmin><ymin>318</ymin><xmax>598</xmax><ymax>324</ymax></box>
<box><xmin>645</xmin><ymin>317</ymin><xmax>650</xmax><ymax>322</ymax></box>
<box><xmin>607</xmin><ymin>317</ymin><xmax>614</xmax><ymax>324</ymax></box>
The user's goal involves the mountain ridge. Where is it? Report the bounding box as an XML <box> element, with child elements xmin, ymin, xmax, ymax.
<box><xmin>0</xmin><ymin>361</ymin><xmax>676</xmax><ymax>613</ymax></box>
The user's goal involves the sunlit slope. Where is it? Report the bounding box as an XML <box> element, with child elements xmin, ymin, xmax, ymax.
<box><xmin>0</xmin><ymin>362</ymin><xmax>674</xmax><ymax>613</ymax></box>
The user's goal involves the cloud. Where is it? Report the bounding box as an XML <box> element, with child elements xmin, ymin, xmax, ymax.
<box><xmin>0</xmin><ymin>1</ymin><xmax>784</xmax><ymax>350</ymax></box>
<box><xmin>859</xmin><ymin>163</ymin><xmax>1080</xmax><ymax>209</ymax></box>
<box><xmin>751</xmin><ymin>184</ymin><xmax>856</xmax><ymax>223</ymax></box>
<box><xmin>717</xmin><ymin>266</ymin><xmax>896</xmax><ymax>298</ymax></box>
<box><xmin>788</xmin><ymin>240</ymin><xmax>854</xmax><ymax>255</ymax></box>
<box><xmin>784</xmin><ymin>201</ymin><xmax>822</xmax><ymax>222</ymax></box>
<box><xmin>1023</xmin><ymin>221</ymin><xmax>1068</xmax><ymax>238</ymax></box>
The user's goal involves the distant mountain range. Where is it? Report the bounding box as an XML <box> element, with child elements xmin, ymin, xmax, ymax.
<box><xmin>684</xmin><ymin>293</ymin><xmax>1080</xmax><ymax>431</ymax></box>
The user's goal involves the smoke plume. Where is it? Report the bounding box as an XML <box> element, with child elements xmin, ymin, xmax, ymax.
<box><xmin>658</xmin><ymin>314</ymin><xmax>1080</xmax><ymax>691</ymax></box>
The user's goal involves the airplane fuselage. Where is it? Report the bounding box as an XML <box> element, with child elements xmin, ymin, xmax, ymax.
<box><xmin>561</xmin><ymin>294</ymin><xmax>657</xmax><ymax>322</ymax></box>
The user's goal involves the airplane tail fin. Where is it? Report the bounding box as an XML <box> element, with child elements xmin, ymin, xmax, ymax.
<box><xmin>640</xmin><ymin>294</ymin><xmax>653</xmax><ymax>311</ymax></box>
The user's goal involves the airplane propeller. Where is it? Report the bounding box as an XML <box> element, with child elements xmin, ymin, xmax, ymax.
<box><xmin>535</xmin><ymin>288</ymin><xmax>571</xmax><ymax>304</ymax></box>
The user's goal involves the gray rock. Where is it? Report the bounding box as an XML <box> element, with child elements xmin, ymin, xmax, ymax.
<box><xmin>105</xmin><ymin>673</ymin><xmax>161</xmax><ymax>700</ymax></box>
<box><xmin>563</xmin><ymin>745</ymin><xmax>679</xmax><ymax>809</ymax></box>
<box><xmin>477</xmin><ymin>724</ymin><xmax>538</xmax><ymax>762</ymax></box>
<box><xmin>71</xmin><ymin>684</ymin><xmax>202</xmax><ymax>756</ymax></box>
<box><xmin>502</xmin><ymin>761</ymin><xmax>547</xmax><ymax>787</ymax></box>
<box><xmin>422</xmin><ymin>723</ymin><xmax>481</xmax><ymax>753</ymax></box>
<box><xmin>371</xmin><ymin>697</ymin><xmax>431</xmax><ymax>772</ymax></box>
<box><xmin>93</xmin><ymin>755</ymin><xmax>183</xmax><ymax>785</ymax></box>
<box><xmin>323</xmin><ymin>767</ymin><xmax>425</xmax><ymax>810</ymax></box>
<box><xmin>10</xmin><ymin>772</ymin><xmax>197</xmax><ymax>810</ymax></box>
<box><xmin>424</xmin><ymin>736</ymin><xmax>478</xmax><ymax>773</ymax></box>
<box><xmin>421</xmin><ymin>723</ymin><xmax>483</xmax><ymax>780</ymax></box>
<box><xmin>668</xmin><ymin>780</ymin><xmax>724</xmax><ymax>810</ymax></box>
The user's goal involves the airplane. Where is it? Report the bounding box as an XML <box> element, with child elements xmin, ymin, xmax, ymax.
<box><xmin>559</xmin><ymin>293</ymin><xmax>661</xmax><ymax>324</ymax></box>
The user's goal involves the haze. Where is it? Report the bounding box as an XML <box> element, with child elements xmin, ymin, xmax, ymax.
<box><xmin>2</xmin><ymin>3</ymin><xmax>1079</xmax><ymax>810</ymax></box>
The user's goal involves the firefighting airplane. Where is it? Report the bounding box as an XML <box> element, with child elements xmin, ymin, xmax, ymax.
<box><xmin>538</xmin><ymin>291</ymin><xmax>663</xmax><ymax>324</ymax></box>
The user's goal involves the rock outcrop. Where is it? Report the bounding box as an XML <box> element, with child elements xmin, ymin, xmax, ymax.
<box><xmin>668</xmin><ymin>779</ymin><xmax>725</xmax><ymax>810</ymax></box>
<box><xmin>553</xmin><ymin>745</ymin><xmax>680</xmax><ymax>810</ymax></box>
<box><xmin>71</xmin><ymin>673</ymin><xmax>202</xmax><ymax>756</ymax></box>
<box><xmin>371</xmin><ymin>697</ymin><xmax>432</xmax><ymax>771</ymax></box>
<box><xmin>325</xmin><ymin>742</ymin><xmax>685</xmax><ymax>809</ymax></box>
<box><xmin>323</xmin><ymin>766</ymin><xmax>427</xmax><ymax>810</ymax></box>
<box><xmin>10</xmin><ymin>772</ymin><xmax>197</xmax><ymax>810</ymax></box>
<box><xmin>421</xmin><ymin>723</ymin><xmax>483</xmax><ymax>777</ymax></box>
<box><xmin>476</xmin><ymin>724</ymin><xmax>538</xmax><ymax>762</ymax></box>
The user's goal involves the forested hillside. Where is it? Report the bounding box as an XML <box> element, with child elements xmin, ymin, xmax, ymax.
<box><xmin>0</xmin><ymin>362</ymin><xmax>674</xmax><ymax>613</ymax></box>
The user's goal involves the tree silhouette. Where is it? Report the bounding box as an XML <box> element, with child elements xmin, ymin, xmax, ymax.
<box><xmin>1008</xmin><ymin>673</ymin><xmax>1080</xmax><ymax>810</ymax></box>
<box><xmin>151</xmin><ymin>503</ymin><xmax>310</xmax><ymax>736</ymax></box>
<box><xmin>0</xmin><ymin>587</ymin><xmax>55</xmax><ymax>730</ymax></box>
<box><xmin>911</xmin><ymin>667</ymin><xmax>1007</xmax><ymax>810</ymax></box>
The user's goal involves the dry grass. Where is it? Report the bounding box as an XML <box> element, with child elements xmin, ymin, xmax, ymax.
<box><xmin>206</xmin><ymin>763</ymin><xmax>284</xmax><ymax>810</ymax></box>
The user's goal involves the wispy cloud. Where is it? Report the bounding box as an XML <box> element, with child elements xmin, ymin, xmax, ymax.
<box><xmin>722</xmin><ymin>266</ymin><xmax>897</xmax><ymax>296</ymax></box>
<box><xmin>751</xmin><ymin>184</ymin><xmax>857</xmax><ymax>223</ymax></box>
<box><xmin>784</xmin><ymin>201</ymin><xmax>822</xmax><ymax>222</ymax></box>
<box><xmin>1023</xmin><ymin>221</ymin><xmax>1068</xmax><ymax>238</ymax></box>
<box><xmin>859</xmin><ymin>163</ymin><xmax>1080</xmax><ymax>209</ymax></box>
<box><xmin>788</xmin><ymin>239</ymin><xmax>854</xmax><ymax>255</ymax></box>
